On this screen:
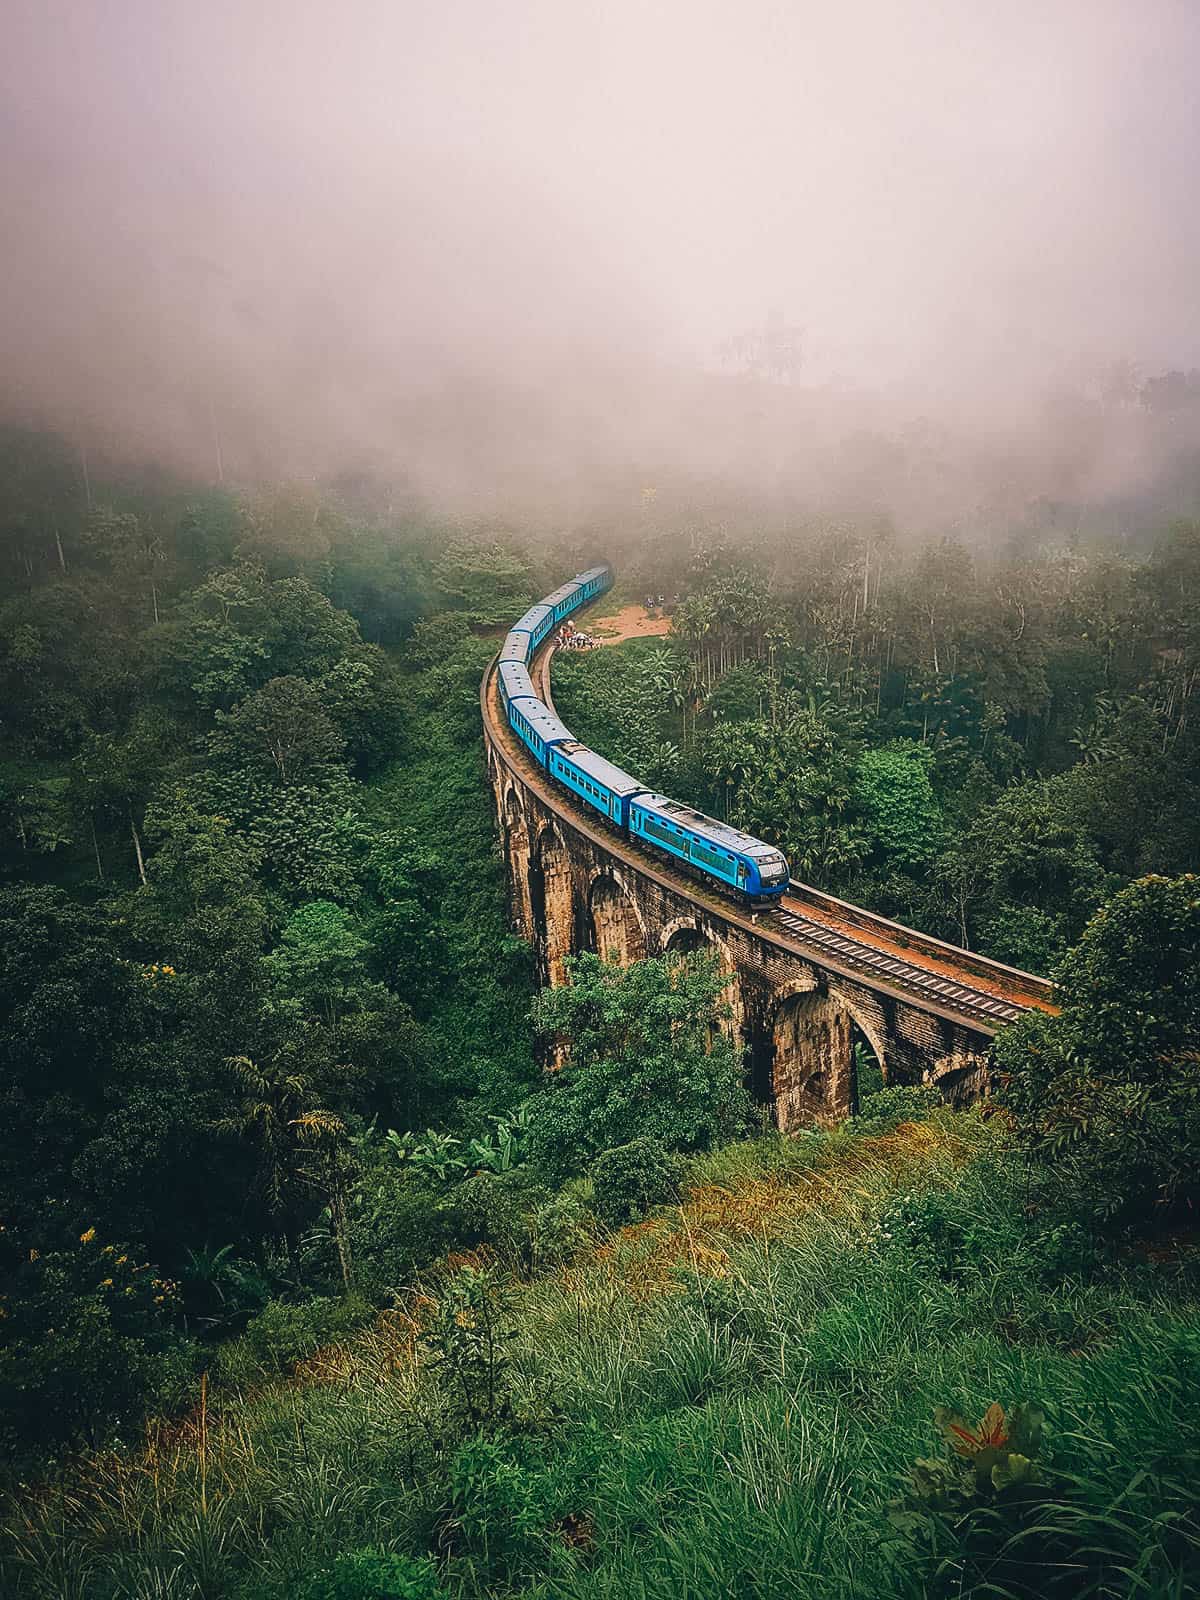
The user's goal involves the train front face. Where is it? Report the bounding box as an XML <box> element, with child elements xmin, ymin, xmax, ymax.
<box><xmin>742</xmin><ymin>846</ymin><xmax>790</xmax><ymax>906</ymax></box>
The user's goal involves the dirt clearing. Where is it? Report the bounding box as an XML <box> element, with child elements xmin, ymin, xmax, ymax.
<box><xmin>591</xmin><ymin>605</ymin><xmax>673</xmax><ymax>644</ymax></box>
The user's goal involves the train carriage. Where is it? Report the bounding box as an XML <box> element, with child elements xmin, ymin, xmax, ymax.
<box><xmin>573</xmin><ymin>564</ymin><xmax>613</xmax><ymax>600</ymax></box>
<box><xmin>501</xmin><ymin>633</ymin><xmax>531</xmax><ymax>665</ymax></box>
<box><xmin>510</xmin><ymin>603</ymin><xmax>555</xmax><ymax>653</ymax></box>
<box><xmin>548</xmin><ymin>742</ymin><xmax>646</xmax><ymax>827</ymax></box>
<box><xmin>542</xmin><ymin>581</ymin><xmax>584</xmax><ymax>623</ymax></box>
<box><xmin>508</xmin><ymin>697</ymin><xmax>573</xmax><ymax>766</ymax></box>
<box><xmin>629</xmin><ymin>793</ymin><xmax>789</xmax><ymax>904</ymax></box>
<box><xmin>498</xmin><ymin>660</ymin><xmax>536</xmax><ymax>712</ymax></box>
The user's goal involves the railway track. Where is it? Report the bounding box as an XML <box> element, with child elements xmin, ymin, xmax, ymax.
<box><xmin>489</xmin><ymin>625</ymin><xmax>1054</xmax><ymax>1036</ymax></box>
<box><xmin>773</xmin><ymin>903</ymin><xmax>1029</xmax><ymax>1027</ymax></box>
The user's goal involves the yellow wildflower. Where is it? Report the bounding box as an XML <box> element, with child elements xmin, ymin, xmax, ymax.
<box><xmin>80</xmin><ymin>1227</ymin><xmax>96</xmax><ymax>1243</ymax></box>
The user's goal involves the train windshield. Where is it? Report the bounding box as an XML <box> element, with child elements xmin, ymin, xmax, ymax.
<box><xmin>758</xmin><ymin>856</ymin><xmax>789</xmax><ymax>885</ymax></box>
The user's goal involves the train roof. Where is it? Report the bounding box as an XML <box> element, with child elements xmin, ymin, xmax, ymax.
<box><xmin>632</xmin><ymin>792</ymin><xmax>787</xmax><ymax>860</ymax></box>
<box><xmin>498</xmin><ymin>660</ymin><xmax>535</xmax><ymax>696</ymax></box>
<box><xmin>500</xmin><ymin>635</ymin><xmax>529</xmax><ymax>662</ymax></box>
<box><xmin>543</xmin><ymin>581</ymin><xmax>582</xmax><ymax>607</ymax></box>
<box><xmin>553</xmin><ymin>741</ymin><xmax>648</xmax><ymax>797</ymax></box>
<box><xmin>574</xmin><ymin>564</ymin><xmax>612</xmax><ymax>584</ymax></box>
<box><xmin>511</xmin><ymin>603</ymin><xmax>553</xmax><ymax>635</ymax></box>
<box><xmin>511</xmin><ymin>697</ymin><xmax>573</xmax><ymax>747</ymax></box>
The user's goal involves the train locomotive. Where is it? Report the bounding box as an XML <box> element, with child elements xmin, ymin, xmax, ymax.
<box><xmin>498</xmin><ymin>564</ymin><xmax>790</xmax><ymax>907</ymax></box>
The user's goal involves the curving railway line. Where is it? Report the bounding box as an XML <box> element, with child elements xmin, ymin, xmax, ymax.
<box><xmin>484</xmin><ymin>614</ymin><xmax>1055</xmax><ymax>1041</ymax></box>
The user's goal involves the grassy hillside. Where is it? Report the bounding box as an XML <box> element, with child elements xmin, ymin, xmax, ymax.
<box><xmin>4</xmin><ymin>1107</ymin><xmax>1197</xmax><ymax>1600</ymax></box>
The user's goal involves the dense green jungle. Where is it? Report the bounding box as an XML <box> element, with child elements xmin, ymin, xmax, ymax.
<box><xmin>1</xmin><ymin>425</ymin><xmax>1199</xmax><ymax>1598</ymax></box>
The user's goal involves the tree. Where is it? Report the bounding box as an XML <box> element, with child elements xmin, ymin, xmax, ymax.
<box><xmin>291</xmin><ymin>1109</ymin><xmax>356</xmax><ymax>1289</ymax></box>
<box><xmin>930</xmin><ymin>778</ymin><xmax>1109</xmax><ymax>962</ymax></box>
<box><xmin>703</xmin><ymin>706</ymin><xmax>866</xmax><ymax>883</ymax></box>
<box><xmin>80</xmin><ymin>506</ymin><xmax>168</xmax><ymax>624</ymax></box>
<box><xmin>157</xmin><ymin>563</ymin><xmax>362</xmax><ymax>710</ymax></box>
<box><xmin>0</xmin><ymin>887</ymin><xmax>135</xmax><ymax>1238</ymax></box>
<box><xmin>213</xmin><ymin>675</ymin><xmax>345</xmax><ymax>782</ymax></box>
<box><xmin>853</xmin><ymin>742</ymin><xmax>945</xmax><ymax>867</ymax></box>
<box><xmin>128</xmin><ymin>788</ymin><xmax>269</xmax><ymax>992</ymax></box>
<box><xmin>433</xmin><ymin>538</ymin><xmax>535</xmax><ymax>625</ymax></box>
<box><xmin>994</xmin><ymin>874</ymin><xmax>1200</xmax><ymax>1224</ymax></box>
<box><xmin>71</xmin><ymin>708</ymin><xmax>181</xmax><ymax>883</ymax></box>
<box><xmin>1054</xmin><ymin>873</ymin><xmax>1200</xmax><ymax>1082</ymax></box>
<box><xmin>264</xmin><ymin>900</ymin><xmax>370</xmax><ymax>1025</ymax></box>
<box><xmin>525</xmin><ymin>953</ymin><xmax>751</xmax><ymax>1178</ymax></box>
<box><xmin>0</xmin><ymin>425</ymin><xmax>81</xmax><ymax>587</ymax></box>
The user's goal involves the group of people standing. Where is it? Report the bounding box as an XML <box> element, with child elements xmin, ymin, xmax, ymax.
<box><xmin>554</xmin><ymin>618</ymin><xmax>596</xmax><ymax>651</ymax></box>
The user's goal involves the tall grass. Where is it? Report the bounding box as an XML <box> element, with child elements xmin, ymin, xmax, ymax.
<box><xmin>2</xmin><ymin>1112</ymin><xmax>1197</xmax><ymax>1598</ymax></box>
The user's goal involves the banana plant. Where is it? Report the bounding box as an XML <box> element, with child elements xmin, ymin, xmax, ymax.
<box><xmin>386</xmin><ymin>1127</ymin><xmax>469</xmax><ymax>1182</ymax></box>
<box><xmin>466</xmin><ymin>1108</ymin><xmax>532</xmax><ymax>1174</ymax></box>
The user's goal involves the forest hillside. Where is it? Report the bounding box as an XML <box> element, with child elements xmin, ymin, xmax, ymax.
<box><xmin>1</xmin><ymin>436</ymin><xmax>1198</xmax><ymax>1596</ymax></box>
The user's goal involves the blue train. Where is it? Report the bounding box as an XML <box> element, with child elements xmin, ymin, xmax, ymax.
<box><xmin>498</xmin><ymin>563</ymin><xmax>790</xmax><ymax>906</ymax></box>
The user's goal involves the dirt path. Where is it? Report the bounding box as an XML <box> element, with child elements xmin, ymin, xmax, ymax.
<box><xmin>590</xmin><ymin>604</ymin><xmax>673</xmax><ymax>644</ymax></box>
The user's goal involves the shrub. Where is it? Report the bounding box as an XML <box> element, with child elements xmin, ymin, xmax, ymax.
<box><xmin>446</xmin><ymin>1434</ymin><xmax>558</xmax><ymax>1579</ymax></box>
<box><xmin>455</xmin><ymin>1168</ymin><xmax>549</xmax><ymax>1262</ymax></box>
<box><xmin>853</xmin><ymin>1082</ymin><xmax>941</xmax><ymax>1134</ymax></box>
<box><xmin>590</xmin><ymin>1138</ymin><xmax>680</xmax><ymax>1227</ymax></box>
<box><xmin>213</xmin><ymin>1294</ymin><xmax>373</xmax><ymax>1386</ymax></box>
<box><xmin>296</xmin><ymin>1548</ymin><xmax>449</xmax><ymax>1600</ymax></box>
<box><xmin>419</xmin><ymin>1266</ymin><xmax>516</xmax><ymax>1430</ymax></box>
<box><xmin>526</xmin><ymin>953</ymin><xmax>751</xmax><ymax>1179</ymax></box>
<box><xmin>527</xmin><ymin>1192</ymin><xmax>597</xmax><ymax>1270</ymax></box>
<box><xmin>349</xmin><ymin>1166</ymin><xmax>463</xmax><ymax>1298</ymax></box>
<box><xmin>889</xmin><ymin>1390</ymin><xmax>1200</xmax><ymax>1598</ymax></box>
<box><xmin>872</xmin><ymin>1185</ymin><xmax>976</xmax><ymax>1277</ymax></box>
<box><xmin>0</xmin><ymin>1230</ymin><xmax>198</xmax><ymax>1466</ymax></box>
<box><xmin>889</xmin><ymin>1401</ymin><xmax>1053</xmax><ymax>1597</ymax></box>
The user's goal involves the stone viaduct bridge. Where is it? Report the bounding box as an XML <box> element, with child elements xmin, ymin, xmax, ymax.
<box><xmin>482</xmin><ymin>636</ymin><xmax>1055</xmax><ymax>1130</ymax></box>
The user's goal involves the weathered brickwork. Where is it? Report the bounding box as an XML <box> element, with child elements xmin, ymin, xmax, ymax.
<box><xmin>488</xmin><ymin>745</ymin><xmax>993</xmax><ymax>1129</ymax></box>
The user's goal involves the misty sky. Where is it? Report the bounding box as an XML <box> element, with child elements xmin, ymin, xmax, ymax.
<box><xmin>3</xmin><ymin>0</ymin><xmax>1200</xmax><ymax>507</ymax></box>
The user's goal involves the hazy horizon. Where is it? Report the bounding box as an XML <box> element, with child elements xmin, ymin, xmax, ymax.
<box><xmin>4</xmin><ymin>0</ymin><xmax>1200</xmax><ymax>528</ymax></box>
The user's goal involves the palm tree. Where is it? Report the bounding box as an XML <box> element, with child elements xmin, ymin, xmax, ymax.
<box><xmin>182</xmin><ymin>1243</ymin><xmax>239</xmax><ymax>1329</ymax></box>
<box><xmin>292</xmin><ymin>1109</ymin><xmax>354</xmax><ymax>1289</ymax></box>
<box><xmin>217</xmin><ymin>1054</ymin><xmax>339</xmax><ymax>1283</ymax></box>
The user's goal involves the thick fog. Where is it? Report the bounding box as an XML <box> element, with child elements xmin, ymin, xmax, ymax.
<box><xmin>3</xmin><ymin>0</ymin><xmax>1200</xmax><ymax>529</ymax></box>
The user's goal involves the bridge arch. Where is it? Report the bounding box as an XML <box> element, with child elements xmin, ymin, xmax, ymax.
<box><xmin>530</xmin><ymin>823</ymin><xmax>575</xmax><ymax>989</ymax></box>
<box><xmin>924</xmin><ymin>1048</ymin><xmax>989</xmax><ymax>1107</ymax></box>
<box><xmin>767</xmin><ymin>981</ymin><xmax>886</xmax><ymax>1130</ymax></box>
<box><xmin>587</xmin><ymin>869</ymin><xmax>646</xmax><ymax>967</ymax></box>
<box><xmin>659</xmin><ymin>917</ymin><xmax>745</xmax><ymax>1041</ymax></box>
<box><xmin>501</xmin><ymin>783</ymin><xmax>533</xmax><ymax>939</ymax></box>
